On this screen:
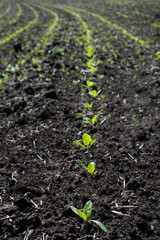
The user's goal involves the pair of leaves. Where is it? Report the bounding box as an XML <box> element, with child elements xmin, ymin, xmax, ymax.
<box><xmin>84</xmin><ymin>102</ymin><xmax>92</xmax><ymax>111</ymax></box>
<box><xmin>70</xmin><ymin>201</ymin><xmax>107</xmax><ymax>232</ymax></box>
<box><xmin>71</xmin><ymin>201</ymin><xmax>92</xmax><ymax>222</ymax></box>
<box><xmin>86</xmin><ymin>46</ymin><xmax>94</xmax><ymax>58</ymax></box>
<box><xmin>74</xmin><ymin>133</ymin><xmax>95</xmax><ymax>148</ymax></box>
<box><xmin>89</xmin><ymin>89</ymin><xmax>100</xmax><ymax>98</ymax></box>
<box><xmin>81</xmin><ymin>80</ymin><xmax>95</xmax><ymax>89</ymax></box>
<box><xmin>76</xmin><ymin>160</ymin><xmax>97</xmax><ymax>175</ymax></box>
<box><xmin>82</xmin><ymin>115</ymin><xmax>98</xmax><ymax>126</ymax></box>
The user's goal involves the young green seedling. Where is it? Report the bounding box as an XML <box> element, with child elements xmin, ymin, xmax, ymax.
<box><xmin>89</xmin><ymin>89</ymin><xmax>101</xmax><ymax>98</ymax></box>
<box><xmin>86</xmin><ymin>60</ymin><xmax>96</xmax><ymax>73</ymax></box>
<box><xmin>76</xmin><ymin>160</ymin><xmax>97</xmax><ymax>175</ymax></box>
<box><xmin>70</xmin><ymin>200</ymin><xmax>107</xmax><ymax>232</ymax></box>
<box><xmin>74</xmin><ymin>133</ymin><xmax>95</xmax><ymax>148</ymax></box>
<box><xmin>131</xmin><ymin>114</ymin><xmax>136</xmax><ymax>120</ymax></box>
<box><xmin>91</xmin><ymin>114</ymin><xmax>98</xmax><ymax>126</ymax></box>
<box><xmin>81</xmin><ymin>80</ymin><xmax>96</xmax><ymax>89</ymax></box>
<box><xmin>84</xmin><ymin>102</ymin><xmax>92</xmax><ymax>111</ymax></box>
<box><xmin>86</xmin><ymin>45</ymin><xmax>94</xmax><ymax>58</ymax></box>
<box><xmin>82</xmin><ymin>114</ymin><xmax>98</xmax><ymax>127</ymax></box>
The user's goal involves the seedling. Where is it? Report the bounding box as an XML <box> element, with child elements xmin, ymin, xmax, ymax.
<box><xmin>82</xmin><ymin>116</ymin><xmax>91</xmax><ymax>125</ymax></box>
<box><xmin>86</xmin><ymin>45</ymin><xmax>94</xmax><ymax>58</ymax></box>
<box><xmin>84</xmin><ymin>102</ymin><xmax>92</xmax><ymax>111</ymax></box>
<box><xmin>89</xmin><ymin>89</ymin><xmax>101</xmax><ymax>98</ymax></box>
<box><xmin>76</xmin><ymin>160</ymin><xmax>97</xmax><ymax>175</ymax></box>
<box><xmin>86</xmin><ymin>60</ymin><xmax>96</xmax><ymax>73</ymax></box>
<box><xmin>131</xmin><ymin>114</ymin><xmax>136</xmax><ymax>120</ymax></box>
<box><xmin>70</xmin><ymin>200</ymin><xmax>107</xmax><ymax>232</ymax></box>
<box><xmin>74</xmin><ymin>133</ymin><xmax>95</xmax><ymax>148</ymax></box>
<box><xmin>82</xmin><ymin>115</ymin><xmax>98</xmax><ymax>127</ymax></box>
<box><xmin>81</xmin><ymin>80</ymin><xmax>96</xmax><ymax>89</ymax></box>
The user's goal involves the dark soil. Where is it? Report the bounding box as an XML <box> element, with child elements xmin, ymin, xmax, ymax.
<box><xmin>0</xmin><ymin>0</ymin><xmax>160</xmax><ymax>239</ymax></box>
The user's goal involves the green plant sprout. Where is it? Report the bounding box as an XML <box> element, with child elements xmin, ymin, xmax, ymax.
<box><xmin>131</xmin><ymin>114</ymin><xmax>136</xmax><ymax>120</ymax></box>
<box><xmin>100</xmin><ymin>94</ymin><xmax>104</xmax><ymax>99</ymax></box>
<box><xmin>74</xmin><ymin>133</ymin><xmax>95</xmax><ymax>148</ymax></box>
<box><xmin>91</xmin><ymin>114</ymin><xmax>98</xmax><ymax>125</ymax></box>
<box><xmin>117</xmin><ymin>11</ymin><xmax>129</xmax><ymax>19</ymax></box>
<box><xmin>84</xmin><ymin>102</ymin><xmax>93</xmax><ymax>111</ymax></box>
<box><xmin>154</xmin><ymin>51</ymin><xmax>160</xmax><ymax>60</ymax></box>
<box><xmin>81</xmin><ymin>80</ymin><xmax>96</xmax><ymax>89</ymax></box>
<box><xmin>82</xmin><ymin>114</ymin><xmax>98</xmax><ymax>126</ymax></box>
<box><xmin>76</xmin><ymin>160</ymin><xmax>97</xmax><ymax>175</ymax></box>
<box><xmin>86</xmin><ymin>60</ymin><xmax>96</xmax><ymax>73</ymax></box>
<box><xmin>86</xmin><ymin>45</ymin><xmax>94</xmax><ymax>58</ymax></box>
<box><xmin>89</xmin><ymin>89</ymin><xmax>101</xmax><ymax>98</ymax></box>
<box><xmin>70</xmin><ymin>200</ymin><xmax>107</xmax><ymax>232</ymax></box>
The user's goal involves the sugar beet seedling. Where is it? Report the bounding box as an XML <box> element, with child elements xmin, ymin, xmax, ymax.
<box><xmin>82</xmin><ymin>114</ymin><xmax>98</xmax><ymax>127</ymax></box>
<box><xmin>71</xmin><ymin>200</ymin><xmax>107</xmax><ymax>232</ymax></box>
<box><xmin>76</xmin><ymin>160</ymin><xmax>97</xmax><ymax>175</ymax></box>
<box><xmin>74</xmin><ymin>133</ymin><xmax>95</xmax><ymax>148</ymax></box>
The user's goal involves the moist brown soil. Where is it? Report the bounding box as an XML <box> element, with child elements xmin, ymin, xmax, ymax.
<box><xmin>0</xmin><ymin>0</ymin><xmax>160</xmax><ymax>239</ymax></box>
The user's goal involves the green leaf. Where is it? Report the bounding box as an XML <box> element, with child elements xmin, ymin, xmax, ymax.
<box><xmin>97</xmin><ymin>89</ymin><xmax>102</xmax><ymax>95</ymax></box>
<box><xmin>82</xmin><ymin>133</ymin><xmax>92</xmax><ymax>147</ymax></box>
<box><xmin>76</xmin><ymin>160</ymin><xmax>87</xmax><ymax>170</ymax></box>
<box><xmin>91</xmin><ymin>115</ymin><xmax>98</xmax><ymax>126</ymax></box>
<box><xmin>86</xmin><ymin>52</ymin><xmax>93</xmax><ymax>58</ymax></box>
<box><xmin>76</xmin><ymin>209</ymin><xmax>88</xmax><ymax>222</ymax></box>
<box><xmin>73</xmin><ymin>80</ymin><xmax>80</xmax><ymax>84</ymax></box>
<box><xmin>90</xmin><ymin>139</ymin><xmax>95</xmax><ymax>148</ymax></box>
<box><xmin>86</xmin><ymin>81</ymin><xmax>95</xmax><ymax>88</ymax></box>
<box><xmin>81</xmin><ymin>84</ymin><xmax>88</xmax><ymax>88</ymax></box>
<box><xmin>92</xmin><ymin>90</ymin><xmax>97</xmax><ymax>98</ymax></box>
<box><xmin>74</xmin><ymin>141</ymin><xmax>86</xmax><ymax>148</ymax></box>
<box><xmin>90</xmin><ymin>220</ymin><xmax>107</xmax><ymax>232</ymax></box>
<box><xmin>88</xmin><ymin>162</ymin><xmax>96</xmax><ymax>174</ymax></box>
<box><xmin>70</xmin><ymin>206</ymin><xmax>87</xmax><ymax>222</ymax></box>
<box><xmin>83</xmin><ymin>200</ymin><xmax>92</xmax><ymax>218</ymax></box>
<box><xmin>70</xmin><ymin>206</ymin><xmax>79</xmax><ymax>215</ymax></box>
<box><xmin>90</xmin><ymin>66</ymin><xmax>95</xmax><ymax>72</ymax></box>
<box><xmin>86</xmin><ymin>61</ymin><xmax>91</xmax><ymax>67</ymax></box>
<box><xmin>85</xmin><ymin>103</ymin><xmax>92</xmax><ymax>111</ymax></box>
<box><xmin>83</xmin><ymin>117</ymin><xmax>91</xmax><ymax>125</ymax></box>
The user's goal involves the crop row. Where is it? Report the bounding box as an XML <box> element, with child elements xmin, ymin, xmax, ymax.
<box><xmin>8</xmin><ymin>3</ymin><xmax>22</xmax><ymax>25</ymax></box>
<box><xmin>1</xmin><ymin>2</ymin><xmax>108</xmax><ymax>230</ymax></box>
<box><xmin>0</xmin><ymin>0</ymin><xmax>159</xmax><ymax>77</ymax></box>
<box><xmin>14</xmin><ymin>4</ymin><xmax>59</xmax><ymax>68</ymax></box>
<box><xmin>0</xmin><ymin>0</ymin><xmax>159</xmax><ymax>104</ymax></box>
<box><xmin>0</xmin><ymin>1</ymin><xmax>159</xmax><ymax>237</ymax></box>
<box><xmin>0</xmin><ymin>3</ymin><xmax>39</xmax><ymax>46</ymax></box>
<box><xmin>30</xmin><ymin>2</ymin><xmax>159</xmax><ymax>234</ymax></box>
<box><xmin>0</xmin><ymin>3</ymin><xmax>60</xmax><ymax>84</ymax></box>
<box><xmin>0</xmin><ymin>0</ymin><xmax>158</xmax><ymax>131</ymax></box>
<box><xmin>0</xmin><ymin>2</ymin><xmax>10</xmax><ymax>20</ymax></box>
<box><xmin>42</xmin><ymin>2</ymin><xmax>159</xmax><ymax>85</ymax></box>
<box><xmin>42</xmin><ymin>3</ymin><xmax>108</xmax><ymax>232</ymax></box>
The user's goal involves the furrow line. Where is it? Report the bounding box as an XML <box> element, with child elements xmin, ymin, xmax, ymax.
<box><xmin>0</xmin><ymin>3</ymin><xmax>11</xmax><ymax>19</ymax></box>
<box><xmin>0</xmin><ymin>3</ymin><xmax>38</xmax><ymax>46</ymax></box>
<box><xmin>8</xmin><ymin>3</ymin><xmax>22</xmax><ymax>24</ymax></box>
<box><xmin>66</xmin><ymin>5</ymin><xmax>160</xmax><ymax>66</ymax></box>
<box><xmin>52</xmin><ymin>5</ymin><xmax>99</xmax><ymax>73</ymax></box>
<box><xmin>63</xmin><ymin>5</ymin><xmax>149</xmax><ymax>47</ymax></box>
<box><xmin>53</xmin><ymin>5</ymin><xmax>92</xmax><ymax>45</ymax></box>
<box><xmin>0</xmin><ymin>3</ymin><xmax>3</xmax><ymax>9</ymax></box>
<box><xmin>16</xmin><ymin>4</ymin><xmax>58</xmax><ymax>66</ymax></box>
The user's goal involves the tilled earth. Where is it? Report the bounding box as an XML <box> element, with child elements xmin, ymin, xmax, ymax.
<box><xmin>0</xmin><ymin>0</ymin><xmax>160</xmax><ymax>239</ymax></box>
